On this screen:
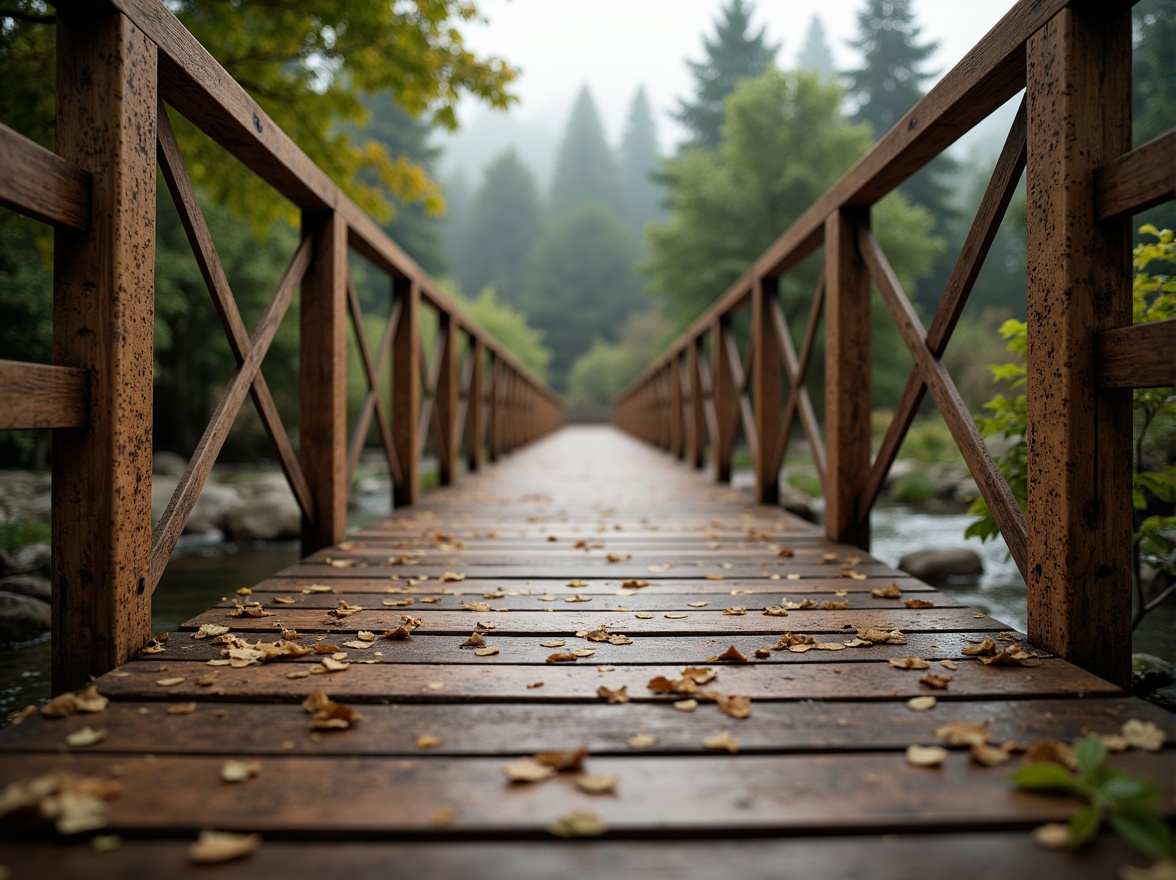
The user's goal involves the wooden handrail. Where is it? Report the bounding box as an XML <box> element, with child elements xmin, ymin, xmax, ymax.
<box><xmin>617</xmin><ymin>0</ymin><xmax>1166</xmax><ymax>688</ymax></box>
<box><xmin>0</xmin><ymin>0</ymin><xmax>560</xmax><ymax>690</ymax></box>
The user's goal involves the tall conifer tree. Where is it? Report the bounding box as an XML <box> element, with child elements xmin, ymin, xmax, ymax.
<box><xmin>796</xmin><ymin>15</ymin><xmax>835</xmax><ymax>81</ymax></box>
<box><xmin>455</xmin><ymin>150</ymin><xmax>542</xmax><ymax>306</ymax></box>
<box><xmin>549</xmin><ymin>86</ymin><xmax>625</xmax><ymax>218</ymax></box>
<box><xmin>620</xmin><ymin>87</ymin><xmax>664</xmax><ymax>239</ymax></box>
<box><xmin>674</xmin><ymin>0</ymin><xmax>780</xmax><ymax>149</ymax></box>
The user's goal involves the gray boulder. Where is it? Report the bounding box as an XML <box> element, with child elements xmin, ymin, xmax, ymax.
<box><xmin>10</xmin><ymin>542</ymin><xmax>50</xmax><ymax>575</ymax></box>
<box><xmin>153</xmin><ymin>451</ymin><xmax>189</xmax><ymax>477</ymax></box>
<box><xmin>152</xmin><ymin>475</ymin><xmax>180</xmax><ymax>527</ymax></box>
<box><xmin>898</xmin><ymin>547</ymin><xmax>984</xmax><ymax>587</ymax></box>
<box><xmin>0</xmin><ymin>591</ymin><xmax>50</xmax><ymax>645</ymax></box>
<box><xmin>185</xmin><ymin>483</ymin><xmax>243</xmax><ymax>535</ymax></box>
<box><xmin>0</xmin><ymin>575</ymin><xmax>50</xmax><ymax>602</ymax></box>
<box><xmin>224</xmin><ymin>488</ymin><xmax>301</xmax><ymax>541</ymax></box>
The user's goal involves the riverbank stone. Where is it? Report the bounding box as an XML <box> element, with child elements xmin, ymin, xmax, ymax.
<box><xmin>0</xmin><ymin>591</ymin><xmax>50</xmax><ymax>645</ymax></box>
<box><xmin>0</xmin><ymin>575</ymin><xmax>50</xmax><ymax>602</ymax></box>
<box><xmin>224</xmin><ymin>488</ymin><xmax>301</xmax><ymax>541</ymax></box>
<box><xmin>898</xmin><ymin>547</ymin><xmax>983</xmax><ymax>586</ymax></box>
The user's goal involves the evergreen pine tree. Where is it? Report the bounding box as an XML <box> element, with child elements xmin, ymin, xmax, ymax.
<box><xmin>796</xmin><ymin>15</ymin><xmax>835</xmax><ymax>81</ymax></box>
<box><xmin>674</xmin><ymin>0</ymin><xmax>780</xmax><ymax>149</ymax></box>
<box><xmin>440</xmin><ymin>170</ymin><xmax>472</xmax><ymax>281</ymax></box>
<box><xmin>843</xmin><ymin>0</ymin><xmax>937</xmax><ymax>138</ymax></box>
<box><xmin>548</xmin><ymin>86</ymin><xmax>625</xmax><ymax>218</ymax></box>
<box><xmin>454</xmin><ymin>149</ymin><xmax>543</xmax><ymax>306</ymax></box>
<box><xmin>620</xmin><ymin>87</ymin><xmax>664</xmax><ymax>240</ymax></box>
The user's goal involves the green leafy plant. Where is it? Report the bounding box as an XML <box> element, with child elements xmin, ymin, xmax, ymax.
<box><xmin>967</xmin><ymin>226</ymin><xmax>1176</xmax><ymax>627</ymax></box>
<box><xmin>1010</xmin><ymin>735</ymin><xmax>1174</xmax><ymax>857</ymax></box>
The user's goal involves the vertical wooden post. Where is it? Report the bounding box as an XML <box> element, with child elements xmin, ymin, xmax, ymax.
<box><xmin>487</xmin><ymin>353</ymin><xmax>500</xmax><ymax>463</ymax></box>
<box><xmin>753</xmin><ymin>276</ymin><xmax>784</xmax><ymax>504</ymax></box>
<box><xmin>688</xmin><ymin>339</ymin><xmax>705</xmax><ymax>469</ymax></box>
<box><xmin>392</xmin><ymin>278</ymin><xmax>420</xmax><ymax>507</ymax></box>
<box><xmin>670</xmin><ymin>355</ymin><xmax>684</xmax><ymax>460</ymax></box>
<box><xmin>300</xmin><ymin>209</ymin><xmax>348</xmax><ymax>554</ymax></box>
<box><xmin>467</xmin><ymin>338</ymin><xmax>484</xmax><ymax>471</ymax></box>
<box><xmin>1025</xmin><ymin>6</ymin><xmax>1132</xmax><ymax>687</ymax></box>
<box><xmin>824</xmin><ymin>208</ymin><xmax>871</xmax><ymax>550</ymax></box>
<box><xmin>53</xmin><ymin>9</ymin><xmax>157</xmax><ymax>692</ymax></box>
<box><xmin>435</xmin><ymin>313</ymin><xmax>459</xmax><ymax>485</ymax></box>
<box><xmin>712</xmin><ymin>320</ymin><xmax>737</xmax><ymax>483</ymax></box>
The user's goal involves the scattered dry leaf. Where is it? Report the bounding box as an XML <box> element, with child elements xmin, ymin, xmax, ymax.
<box><xmin>707</xmin><ymin>645</ymin><xmax>750</xmax><ymax>663</ymax></box>
<box><xmin>188</xmin><ymin>830</ymin><xmax>261</xmax><ymax>864</ymax></box>
<box><xmin>903</xmin><ymin>598</ymin><xmax>935</xmax><ymax>609</ymax></box>
<box><xmin>622</xmin><ymin>580</ymin><xmax>649</xmax><ymax>588</ymax></box>
<box><xmin>918</xmin><ymin>674</ymin><xmax>953</xmax><ymax>690</ymax></box>
<box><xmin>1030</xmin><ymin>823</ymin><xmax>1070</xmax><ymax>850</ymax></box>
<box><xmin>722</xmin><ymin>607</ymin><xmax>745</xmax><ymax>616</ymax></box>
<box><xmin>702</xmin><ymin>731</ymin><xmax>739</xmax><ymax>753</ymax></box>
<box><xmin>535</xmin><ymin>747</ymin><xmax>588</xmax><ymax>772</ymax></box>
<box><xmin>429</xmin><ymin>806</ymin><xmax>456</xmax><ymax>827</ymax></box>
<box><xmin>1122</xmin><ymin>719</ymin><xmax>1165</xmax><ymax>752</ymax></box>
<box><xmin>597</xmin><ymin>685</ymin><xmax>629</xmax><ymax>704</ymax></box>
<box><xmin>906</xmin><ymin>696</ymin><xmax>937</xmax><ymax>712</ymax></box>
<box><xmin>627</xmin><ymin>734</ymin><xmax>656</xmax><ymax>748</ymax></box>
<box><xmin>935</xmin><ymin>721</ymin><xmax>991</xmax><ymax>747</ymax></box>
<box><xmin>762</xmin><ymin>606</ymin><xmax>789</xmax><ymax>617</ymax></box>
<box><xmin>548</xmin><ymin>809</ymin><xmax>606</xmax><ymax>838</ymax></box>
<box><xmin>167</xmin><ymin>702</ymin><xmax>197</xmax><ymax>716</ymax></box>
<box><xmin>461</xmin><ymin>632</ymin><xmax>486</xmax><ymax>648</ymax></box>
<box><xmin>576</xmin><ymin>774</ymin><xmax>619</xmax><ymax>794</ymax></box>
<box><xmin>889</xmin><ymin>657</ymin><xmax>931</xmax><ymax>670</ymax></box>
<box><xmin>156</xmin><ymin>677</ymin><xmax>185</xmax><ymax>687</ymax></box>
<box><xmin>502</xmin><ymin>758</ymin><xmax>557</xmax><ymax>783</ymax></box>
<box><xmin>219</xmin><ymin>760</ymin><xmax>261</xmax><ymax>783</ymax></box>
<box><xmin>673</xmin><ymin>699</ymin><xmax>698</xmax><ymax>712</ymax></box>
<box><xmin>474</xmin><ymin>647</ymin><xmax>499</xmax><ymax>657</ymax></box>
<box><xmin>440</xmin><ymin>572</ymin><xmax>465</xmax><ymax>583</ymax></box>
<box><xmin>664</xmin><ymin>613</ymin><xmax>688</xmax><ymax>619</ymax></box>
<box><xmin>541</xmin><ymin>640</ymin><xmax>566</xmax><ymax>648</ymax></box>
<box><xmin>713</xmin><ymin>694</ymin><xmax>752</xmax><ymax>719</ymax></box>
<box><xmin>416</xmin><ymin>734</ymin><xmax>442</xmax><ymax>749</ymax></box>
<box><xmin>970</xmin><ymin>743</ymin><xmax>1012</xmax><ymax>766</ymax></box>
<box><xmin>547</xmin><ymin>652</ymin><xmax>578</xmax><ymax>663</ymax></box>
<box><xmin>192</xmin><ymin>624</ymin><xmax>231</xmax><ymax>640</ymax></box>
<box><xmin>871</xmin><ymin>583</ymin><xmax>903</xmax><ymax>598</ymax></box>
<box><xmin>905</xmin><ymin>744</ymin><xmax>948</xmax><ymax>767</ymax></box>
<box><xmin>1024</xmin><ymin>740</ymin><xmax>1077</xmax><ymax>770</ymax></box>
<box><xmin>65</xmin><ymin>727</ymin><xmax>107</xmax><ymax>748</ymax></box>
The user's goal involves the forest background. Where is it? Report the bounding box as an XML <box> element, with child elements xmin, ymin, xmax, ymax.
<box><xmin>0</xmin><ymin>0</ymin><xmax>1172</xmax><ymax>464</ymax></box>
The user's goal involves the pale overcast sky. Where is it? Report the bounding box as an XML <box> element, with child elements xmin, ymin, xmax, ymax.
<box><xmin>454</xmin><ymin>0</ymin><xmax>1019</xmax><ymax>149</ymax></box>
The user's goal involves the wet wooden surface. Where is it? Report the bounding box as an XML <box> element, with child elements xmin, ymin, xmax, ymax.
<box><xmin>0</xmin><ymin>426</ymin><xmax>1171</xmax><ymax>877</ymax></box>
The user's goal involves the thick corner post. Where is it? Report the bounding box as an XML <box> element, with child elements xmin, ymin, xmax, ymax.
<box><xmin>1025</xmin><ymin>5</ymin><xmax>1132</xmax><ymax>686</ymax></box>
<box><xmin>300</xmin><ymin>209</ymin><xmax>349</xmax><ymax>555</ymax></box>
<box><xmin>824</xmin><ymin>208</ymin><xmax>871</xmax><ymax>550</ymax></box>
<box><xmin>53</xmin><ymin>8</ymin><xmax>157</xmax><ymax>692</ymax></box>
<box><xmin>392</xmin><ymin>278</ymin><xmax>420</xmax><ymax>507</ymax></box>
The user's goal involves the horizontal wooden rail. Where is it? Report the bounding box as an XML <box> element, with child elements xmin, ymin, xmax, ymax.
<box><xmin>1095</xmin><ymin>319</ymin><xmax>1176</xmax><ymax>388</ymax></box>
<box><xmin>0</xmin><ymin>360</ymin><xmax>89</xmax><ymax>429</ymax></box>
<box><xmin>0</xmin><ymin>123</ymin><xmax>91</xmax><ymax>230</ymax></box>
<box><xmin>1094</xmin><ymin>130</ymin><xmax>1176</xmax><ymax>220</ymax></box>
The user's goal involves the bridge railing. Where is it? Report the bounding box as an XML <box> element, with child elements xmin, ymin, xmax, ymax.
<box><xmin>0</xmin><ymin>0</ymin><xmax>561</xmax><ymax>691</ymax></box>
<box><xmin>615</xmin><ymin>0</ymin><xmax>1174</xmax><ymax>687</ymax></box>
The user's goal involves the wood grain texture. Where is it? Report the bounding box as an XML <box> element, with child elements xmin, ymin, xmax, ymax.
<box><xmin>1094</xmin><ymin>129</ymin><xmax>1176</xmax><ymax>220</ymax></box>
<box><xmin>0</xmin><ymin>123</ymin><xmax>90</xmax><ymax>230</ymax></box>
<box><xmin>823</xmin><ymin>208</ymin><xmax>871</xmax><ymax>550</ymax></box>
<box><xmin>1095</xmin><ymin>320</ymin><xmax>1176</xmax><ymax>389</ymax></box>
<box><xmin>0</xmin><ymin>360</ymin><xmax>88</xmax><ymax>429</ymax></box>
<box><xmin>1025</xmin><ymin>5</ymin><xmax>1133</xmax><ymax>687</ymax></box>
<box><xmin>52</xmin><ymin>8</ymin><xmax>157</xmax><ymax>691</ymax></box>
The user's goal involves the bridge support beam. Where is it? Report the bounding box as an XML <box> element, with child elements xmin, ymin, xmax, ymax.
<box><xmin>1025</xmin><ymin>4</ymin><xmax>1133</xmax><ymax>687</ymax></box>
<box><xmin>52</xmin><ymin>9</ymin><xmax>158</xmax><ymax>692</ymax></box>
<box><xmin>823</xmin><ymin>207</ymin><xmax>872</xmax><ymax>551</ymax></box>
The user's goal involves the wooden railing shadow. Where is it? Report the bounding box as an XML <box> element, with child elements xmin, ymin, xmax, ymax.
<box><xmin>0</xmin><ymin>1</ymin><xmax>561</xmax><ymax>692</ymax></box>
<box><xmin>616</xmin><ymin>0</ymin><xmax>1174</xmax><ymax>688</ymax></box>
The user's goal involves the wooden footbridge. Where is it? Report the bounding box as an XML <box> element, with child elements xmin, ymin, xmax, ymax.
<box><xmin>0</xmin><ymin>0</ymin><xmax>1172</xmax><ymax>876</ymax></box>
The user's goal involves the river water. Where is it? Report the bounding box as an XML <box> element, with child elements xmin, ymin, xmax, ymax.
<box><xmin>0</xmin><ymin>499</ymin><xmax>1170</xmax><ymax>720</ymax></box>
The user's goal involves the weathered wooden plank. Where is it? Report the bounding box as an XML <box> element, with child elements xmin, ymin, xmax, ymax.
<box><xmin>1025</xmin><ymin>4</ymin><xmax>1133</xmax><ymax>687</ymax></box>
<box><xmin>0</xmin><ymin>360</ymin><xmax>88</xmax><ymax>429</ymax></box>
<box><xmin>0</xmin><ymin>751</ymin><xmax>1164</xmax><ymax>838</ymax></box>
<box><xmin>0</xmin><ymin>123</ymin><xmax>90</xmax><ymax>230</ymax></box>
<box><xmin>96</xmin><ymin>657</ymin><xmax>1117</xmax><ymax>703</ymax></box>
<box><xmin>8</xmin><ymin>697</ymin><xmax>1164</xmax><ymax>758</ymax></box>
<box><xmin>52</xmin><ymin>7</ymin><xmax>157</xmax><ymax>692</ymax></box>
<box><xmin>0</xmin><ymin>834</ymin><xmax>1157</xmax><ymax>880</ymax></box>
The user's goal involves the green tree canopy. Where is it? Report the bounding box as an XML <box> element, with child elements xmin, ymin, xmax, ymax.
<box><xmin>520</xmin><ymin>202</ymin><xmax>644</xmax><ymax>389</ymax></box>
<box><xmin>0</xmin><ymin>0</ymin><xmax>518</xmax><ymax>225</ymax></box>
<box><xmin>455</xmin><ymin>149</ymin><xmax>543</xmax><ymax>307</ymax></box>
<box><xmin>673</xmin><ymin>0</ymin><xmax>780</xmax><ymax>149</ymax></box>
<box><xmin>1132</xmin><ymin>0</ymin><xmax>1175</xmax><ymax>235</ymax></box>
<box><xmin>620</xmin><ymin>87</ymin><xmax>664</xmax><ymax>241</ymax></box>
<box><xmin>443</xmin><ymin>283</ymin><xmax>552</xmax><ymax>381</ymax></box>
<box><xmin>548</xmin><ymin>86</ymin><xmax>625</xmax><ymax>219</ymax></box>
<box><xmin>796</xmin><ymin>15</ymin><xmax>836</xmax><ymax>81</ymax></box>
<box><xmin>566</xmin><ymin>311</ymin><xmax>670</xmax><ymax>420</ymax></box>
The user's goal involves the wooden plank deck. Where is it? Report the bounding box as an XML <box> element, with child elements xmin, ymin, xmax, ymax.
<box><xmin>0</xmin><ymin>425</ymin><xmax>1171</xmax><ymax>877</ymax></box>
